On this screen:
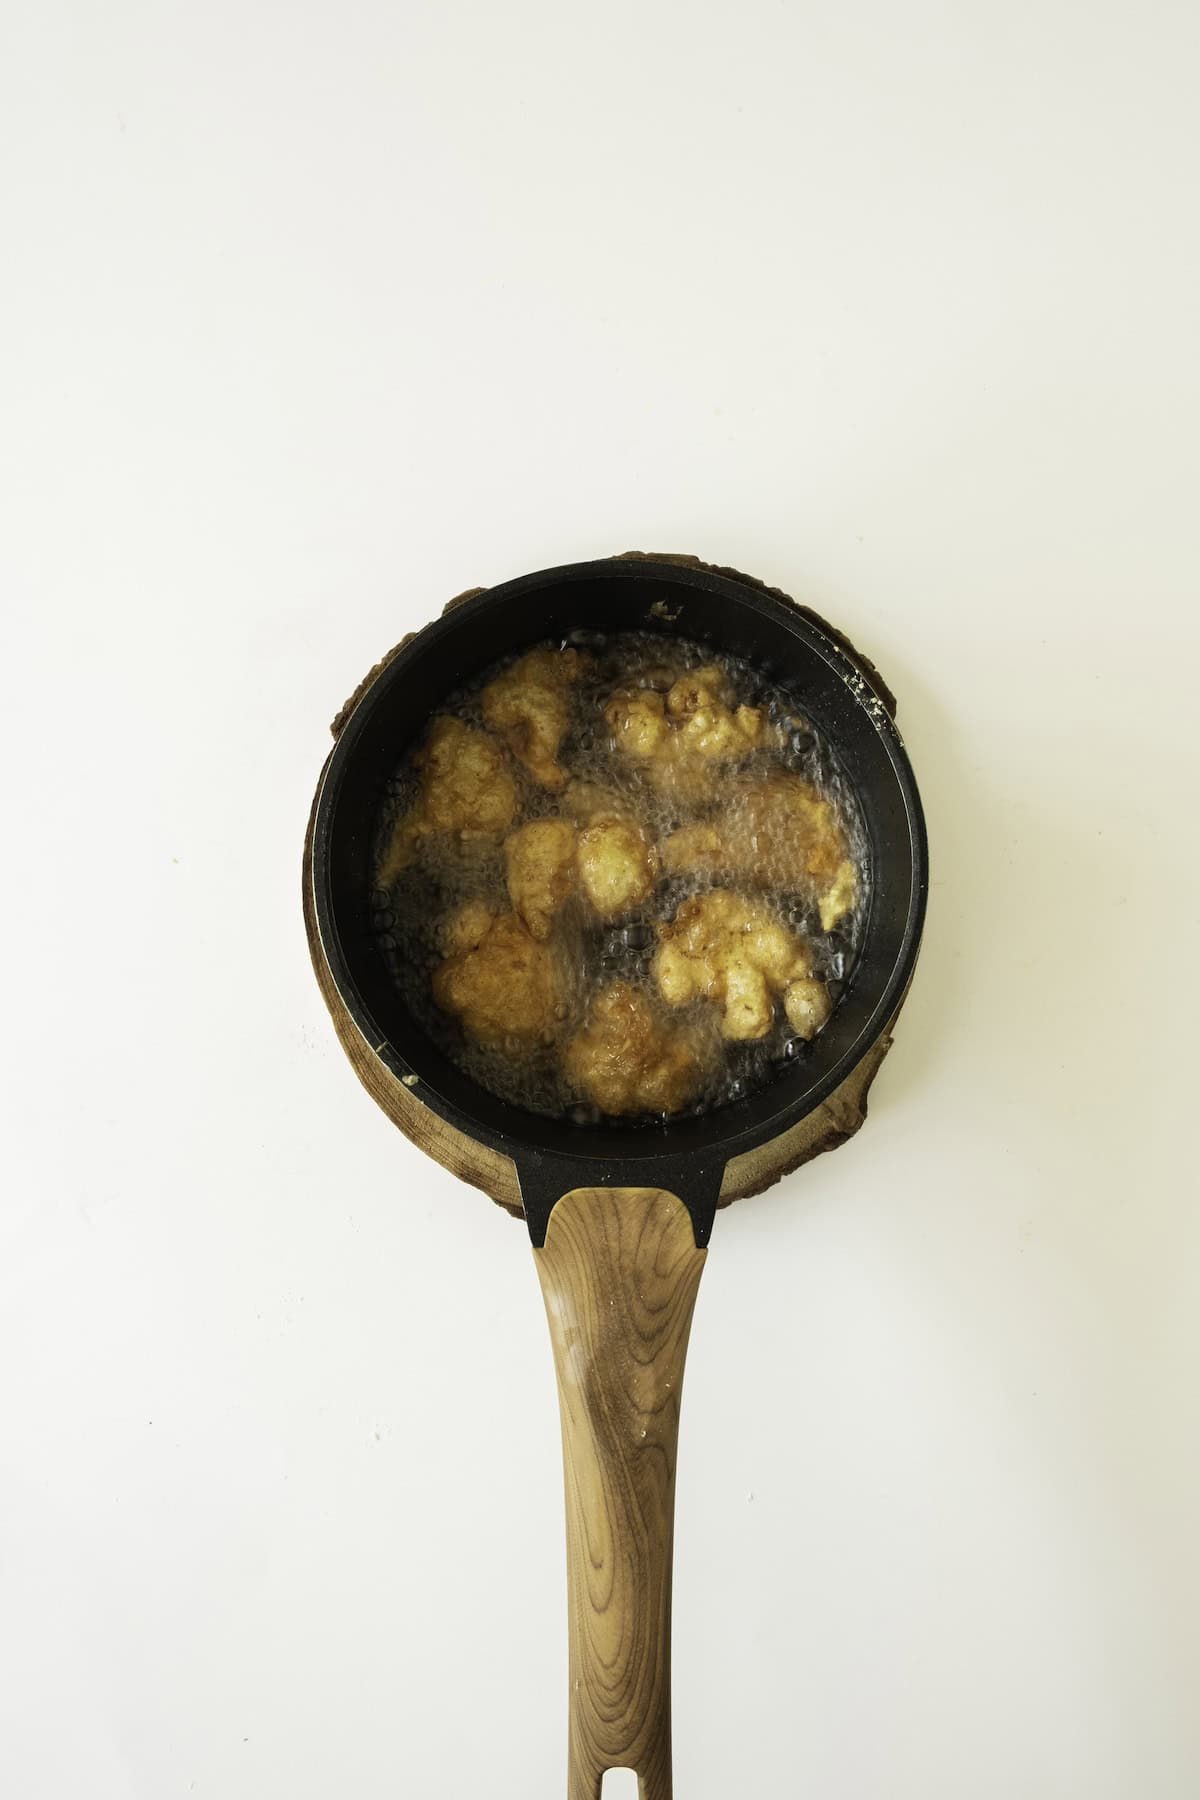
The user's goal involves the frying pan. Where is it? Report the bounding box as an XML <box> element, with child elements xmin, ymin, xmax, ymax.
<box><xmin>304</xmin><ymin>554</ymin><xmax>927</xmax><ymax>1799</ymax></box>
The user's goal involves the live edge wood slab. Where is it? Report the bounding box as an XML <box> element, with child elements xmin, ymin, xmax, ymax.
<box><xmin>304</xmin><ymin>553</ymin><xmax>912</xmax><ymax>1798</ymax></box>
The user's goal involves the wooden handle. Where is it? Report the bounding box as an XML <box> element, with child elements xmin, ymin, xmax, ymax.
<box><xmin>534</xmin><ymin>1187</ymin><xmax>707</xmax><ymax>1800</ymax></box>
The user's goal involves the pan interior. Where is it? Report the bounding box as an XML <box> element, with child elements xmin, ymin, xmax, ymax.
<box><xmin>312</xmin><ymin>562</ymin><xmax>926</xmax><ymax>1169</ymax></box>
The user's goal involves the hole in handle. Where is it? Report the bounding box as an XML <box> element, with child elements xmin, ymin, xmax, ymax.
<box><xmin>601</xmin><ymin>1775</ymin><xmax>638</xmax><ymax>1797</ymax></box>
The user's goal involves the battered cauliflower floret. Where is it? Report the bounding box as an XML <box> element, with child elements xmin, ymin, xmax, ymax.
<box><xmin>665</xmin><ymin>667</ymin><xmax>768</xmax><ymax>759</ymax></box>
<box><xmin>439</xmin><ymin>896</ymin><xmax>497</xmax><ymax>956</ymax></box>
<box><xmin>604</xmin><ymin>687</ymin><xmax>674</xmax><ymax>759</ymax></box>
<box><xmin>653</xmin><ymin>888</ymin><xmax>826</xmax><ymax>1042</ymax></box>
<box><xmin>664</xmin><ymin>667</ymin><xmax>728</xmax><ymax>714</ymax></box>
<box><xmin>504</xmin><ymin>804</ymin><xmax>657</xmax><ymax>936</ymax></box>
<box><xmin>564</xmin><ymin>981</ymin><xmax>709</xmax><ymax>1116</ymax></box>
<box><xmin>432</xmin><ymin>907</ymin><xmax>567</xmax><ymax>1047</ymax></box>
<box><xmin>783</xmin><ymin>977</ymin><xmax>834</xmax><ymax>1040</ymax></box>
<box><xmin>661</xmin><ymin>771</ymin><xmax>858</xmax><ymax>931</ymax></box>
<box><xmin>376</xmin><ymin>716</ymin><xmax>519</xmax><ymax>883</ymax></box>
<box><xmin>816</xmin><ymin>858</ymin><xmax>858</xmax><ymax>935</ymax></box>
<box><xmin>504</xmin><ymin>818</ymin><xmax>579</xmax><ymax>940</ymax></box>
<box><xmin>577</xmin><ymin>815</ymin><xmax>657</xmax><ymax>919</ymax></box>
<box><xmin>604</xmin><ymin>664</ymin><xmax>767</xmax><ymax>767</ymax></box>
<box><xmin>481</xmin><ymin>647</ymin><xmax>586</xmax><ymax>791</ymax></box>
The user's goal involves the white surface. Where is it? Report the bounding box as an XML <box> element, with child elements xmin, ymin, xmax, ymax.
<box><xmin>2</xmin><ymin>3</ymin><xmax>1198</xmax><ymax>1795</ymax></box>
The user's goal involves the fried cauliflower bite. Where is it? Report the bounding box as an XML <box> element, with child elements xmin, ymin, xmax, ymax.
<box><xmin>576</xmin><ymin>814</ymin><xmax>657</xmax><ymax>919</ymax></box>
<box><xmin>653</xmin><ymin>888</ymin><xmax>826</xmax><ymax>1042</ymax></box>
<box><xmin>564</xmin><ymin>981</ymin><xmax>709</xmax><ymax>1116</ymax></box>
<box><xmin>816</xmin><ymin>858</ymin><xmax>858</xmax><ymax>935</ymax></box>
<box><xmin>431</xmin><ymin>906</ymin><xmax>567</xmax><ymax>1047</ymax></box>
<box><xmin>665</xmin><ymin>666</ymin><xmax>769</xmax><ymax>759</ymax></box>
<box><xmin>605</xmin><ymin>665</ymin><xmax>767</xmax><ymax>766</ymax></box>
<box><xmin>439</xmin><ymin>896</ymin><xmax>497</xmax><ymax>956</ymax></box>
<box><xmin>661</xmin><ymin>771</ymin><xmax>858</xmax><ymax>931</ymax></box>
<box><xmin>504</xmin><ymin>803</ymin><xmax>657</xmax><ymax>936</ymax></box>
<box><xmin>604</xmin><ymin>687</ymin><xmax>674</xmax><ymax>759</ymax></box>
<box><xmin>783</xmin><ymin>977</ymin><xmax>834</xmax><ymax>1039</ymax></box>
<box><xmin>376</xmin><ymin>717</ymin><xmax>518</xmax><ymax>883</ymax></box>
<box><xmin>600</xmin><ymin>686</ymin><xmax>718</xmax><ymax>805</ymax></box>
<box><xmin>504</xmin><ymin>818</ymin><xmax>579</xmax><ymax>940</ymax></box>
<box><xmin>481</xmin><ymin>647</ymin><xmax>586</xmax><ymax>791</ymax></box>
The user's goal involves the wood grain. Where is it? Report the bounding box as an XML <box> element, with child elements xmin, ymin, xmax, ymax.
<box><xmin>534</xmin><ymin>1187</ymin><xmax>706</xmax><ymax>1800</ymax></box>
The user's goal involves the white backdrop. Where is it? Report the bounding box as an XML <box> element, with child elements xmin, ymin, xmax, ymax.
<box><xmin>3</xmin><ymin>3</ymin><xmax>1198</xmax><ymax>1796</ymax></box>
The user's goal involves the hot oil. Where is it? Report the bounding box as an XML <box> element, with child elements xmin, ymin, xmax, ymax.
<box><xmin>370</xmin><ymin>632</ymin><xmax>871</xmax><ymax>1123</ymax></box>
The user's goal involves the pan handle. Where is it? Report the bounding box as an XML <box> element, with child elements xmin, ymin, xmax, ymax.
<box><xmin>533</xmin><ymin>1187</ymin><xmax>707</xmax><ymax>1800</ymax></box>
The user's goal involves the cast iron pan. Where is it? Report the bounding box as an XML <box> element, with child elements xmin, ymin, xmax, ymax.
<box><xmin>305</xmin><ymin>554</ymin><xmax>927</xmax><ymax>1799</ymax></box>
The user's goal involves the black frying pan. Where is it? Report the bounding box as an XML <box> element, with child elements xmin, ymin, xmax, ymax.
<box><xmin>306</xmin><ymin>555</ymin><xmax>927</xmax><ymax>1799</ymax></box>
